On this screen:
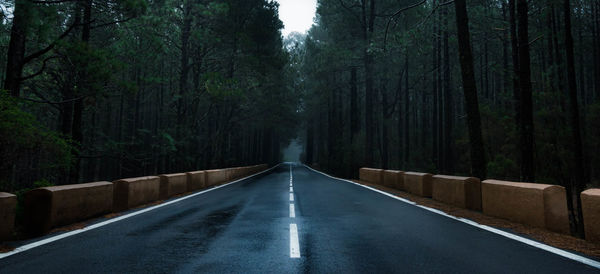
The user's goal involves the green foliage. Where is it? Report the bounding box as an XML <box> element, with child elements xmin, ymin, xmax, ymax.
<box><xmin>0</xmin><ymin>92</ymin><xmax>71</xmax><ymax>188</ymax></box>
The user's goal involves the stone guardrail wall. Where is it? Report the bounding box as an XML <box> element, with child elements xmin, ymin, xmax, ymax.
<box><xmin>24</xmin><ymin>182</ymin><xmax>113</xmax><ymax>235</ymax></box>
<box><xmin>359</xmin><ymin>167</ymin><xmax>599</xmax><ymax>241</ymax></box>
<box><xmin>359</xmin><ymin>168</ymin><xmax>384</xmax><ymax>185</ymax></box>
<box><xmin>432</xmin><ymin>175</ymin><xmax>481</xmax><ymax>211</ymax></box>
<box><xmin>0</xmin><ymin>193</ymin><xmax>17</xmax><ymax>240</ymax></box>
<box><xmin>0</xmin><ymin>164</ymin><xmax>269</xmax><ymax>240</ymax></box>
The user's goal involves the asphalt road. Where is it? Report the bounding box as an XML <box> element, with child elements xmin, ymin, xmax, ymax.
<box><xmin>1</xmin><ymin>163</ymin><xmax>599</xmax><ymax>273</ymax></box>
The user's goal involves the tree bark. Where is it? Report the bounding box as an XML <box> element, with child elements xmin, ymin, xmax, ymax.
<box><xmin>3</xmin><ymin>0</ymin><xmax>31</xmax><ymax>97</ymax></box>
<box><xmin>508</xmin><ymin>0</ymin><xmax>520</xmax><ymax>129</ymax></box>
<box><xmin>453</xmin><ymin>0</ymin><xmax>487</xmax><ymax>179</ymax></box>
<box><xmin>517</xmin><ymin>0</ymin><xmax>535</xmax><ymax>182</ymax></box>
<box><xmin>564</xmin><ymin>0</ymin><xmax>588</xmax><ymax>237</ymax></box>
<box><xmin>442</xmin><ymin>5</ymin><xmax>454</xmax><ymax>173</ymax></box>
<box><xmin>363</xmin><ymin>0</ymin><xmax>376</xmax><ymax>167</ymax></box>
<box><xmin>350</xmin><ymin>67</ymin><xmax>359</xmax><ymax>141</ymax></box>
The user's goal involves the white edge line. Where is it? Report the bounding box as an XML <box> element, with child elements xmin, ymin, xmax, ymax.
<box><xmin>0</xmin><ymin>164</ymin><xmax>281</xmax><ymax>260</ymax></box>
<box><xmin>290</xmin><ymin>223</ymin><xmax>300</xmax><ymax>258</ymax></box>
<box><xmin>302</xmin><ymin>164</ymin><xmax>600</xmax><ymax>270</ymax></box>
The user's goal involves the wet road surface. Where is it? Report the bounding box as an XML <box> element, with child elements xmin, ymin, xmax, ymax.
<box><xmin>1</xmin><ymin>163</ymin><xmax>599</xmax><ymax>273</ymax></box>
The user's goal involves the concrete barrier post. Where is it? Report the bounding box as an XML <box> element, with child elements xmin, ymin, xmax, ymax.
<box><xmin>0</xmin><ymin>192</ymin><xmax>17</xmax><ymax>241</ymax></box>
<box><xmin>383</xmin><ymin>170</ymin><xmax>404</xmax><ymax>190</ymax></box>
<box><xmin>359</xmin><ymin>168</ymin><xmax>384</xmax><ymax>185</ymax></box>
<box><xmin>482</xmin><ymin>180</ymin><xmax>570</xmax><ymax>234</ymax></box>
<box><xmin>159</xmin><ymin>173</ymin><xmax>188</xmax><ymax>200</ymax></box>
<box><xmin>581</xmin><ymin>189</ymin><xmax>600</xmax><ymax>243</ymax></box>
<box><xmin>205</xmin><ymin>169</ymin><xmax>229</xmax><ymax>186</ymax></box>
<box><xmin>404</xmin><ymin>172</ymin><xmax>433</xmax><ymax>197</ymax></box>
<box><xmin>24</xmin><ymin>182</ymin><xmax>113</xmax><ymax>234</ymax></box>
<box><xmin>186</xmin><ymin>171</ymin><xmax>206</xmax><ymax>192</ymax></box>
<box><xmin>432</xmin><ymin>175</ymin><xmax>481</xmax><ymax>211</ymax></box>
<box><xmin>113</xmin><ymin>176</ymin><xmax>160</xmax><ymax>212</ymax></box>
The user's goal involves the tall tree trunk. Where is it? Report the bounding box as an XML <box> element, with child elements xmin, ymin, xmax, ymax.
<box><xmin>551</xmin><ymin>6</ymin><xmax>567</xmax><ymax>112</ymax></box>
<box><xmin>69</xmin><ymin>0</ymin><xmax>92</xmax><ymax>184</ymax></box>
<box><xmin>3</xmin><ymin>0</ymin><xmax>31</xmax><ymax>97</ymax></box>
<box><xmin>591</xmin><ymin>1</ymin><xmax>600</xmax><ymax>99</ymax></box>
<box><xmin>508</xmin><ymin>0</ymin><xmax>521</xmax><ymax>130</ymax></box>
<box><xmin>564</xmin><ymin>0</ymin><xmax>588</xmax><ymax>238</ymax></box>
<box><xmin>432</xmin><ymin>2</ymin><xmax>440</xmax><ymax>170</ymax></box>
<box><xmin>350</xmin><ymin>67</ymin><xmax>359</xmax><ymax>141</ymax></box>
<box><xmin>363</xmin><ymin>0</ymin><xmax>376</xmax><ymax>167</ymax></box>
<box><xmin>453</xmin><ymin>0</ymin><xmax>487</xmax><ymax>179</ymax></box>
<box><xmin>443</xmin><ymin>5</ymin><xmax>454</xmax><ymax>173</ymax></box>
<box><xmin>177</xmin><ymin>0</ymin><xmax>192</xmax><ymax>154</ymax></box>
<box><xmin>403</xmin><ymin>53</ymin><xmax>410</xmax><ymax>168</ymax></box>
<box><xmin>350</xmin><ymin>67</ymin><xmax>359</xmax><ymax>176</ymax></box>
<box><xmin>396</xmin><ymin>66</ymin><xmax>404</xmax><ymax>169</ymax></box>
<box><xmin>517</xmin><ymin>0</ymin><xmax>535</xmax><ymax>182</ymax></box>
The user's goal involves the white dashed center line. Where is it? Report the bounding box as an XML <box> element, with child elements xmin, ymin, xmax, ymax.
<box><xmin>288</xmin><ymin>164</ymin><xmax>300</xmax><ymax>258</ymax></box>
<box><xmin>290</xmin><ymin>223</ymin><xmax>300</xmax><ymax>258</ymax></box>
<box><xmin>290</xmin><ymin>203</ymin><xmax>295</xmax><ymax>218</ymax></box>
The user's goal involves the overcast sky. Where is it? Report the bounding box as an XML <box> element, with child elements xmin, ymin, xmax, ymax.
<box><xmin>276</xmin><ymin>0</ymin><xmax>317</xmax><ymax>36</ymax></box>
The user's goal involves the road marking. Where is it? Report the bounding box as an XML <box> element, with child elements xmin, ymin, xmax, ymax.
<box><xmin>290</xmin><ymin>223</ymin><xmax>300</xmax><ymax>258</ymax></box>
<box><xmin>0</xmin><ymin>165</ymin><xmax>280</xmax><ymax>260</ymax></box>
<box><xmin>290</xmin><ymin>193</ymin><xmax>294</xmax><ymax>201</ymax></box>
<box><xmin>303</xmin><ymin>164</ymin><xmax>600</xmax><ymax>270</ymax></box>
<box><xmin>290</xmin><ymin>203</ymin><xmax>295</xmax><ymax>218</ymax></box>
<box><xmin>290</xmin><ymin>187</ymin><xmax>293</xmax><ymax>192</ymax></box>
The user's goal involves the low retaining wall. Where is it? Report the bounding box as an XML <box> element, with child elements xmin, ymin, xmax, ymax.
<box><xmin>482</xmin><ymin>180</ymin><xmax>570</xmax><ymax>234</ymax></box>
<box><xmin>432</xmin><ymin>175</ymin><xmax>481</xmax><ymax>211</ymax></box>
<box><xmin>581</xmin><ymin>189</ymin><xmax>600</xmax><ymax>243</ymax></box>
<box><xmin>0</xmin><ymin>192</ymin><xmax>17</xmax><ymax>241</ymax></box>
<box><xmin>159</xmin><ymin>173</ymin><xmax>188</xmax><ymax>200</ymax></box>
<box><xmin>228</xmin><ymin>167</ymin><xmax>244</xmax><ymax>180</ymax></box>
<box><xmin>113</xmin><ymin>176</ymin><xmax>160</xmax><ymax>212</ymax></box>
<box><xmin>186</xmin><ymin>171</ymin><xmax>206</xmax><ymax>192</ymax></box>
<box><xmin>383</xmin><ymin>170</ymin><xmax>404</xmax><ymax>190</ymax></box>
<box><xmin>24</xmin><ymin>182</ymin><xmax>113</xmax><ymax>234</ymax></box>
<box><xmin>205</xmin><ymin>169</ymin><xmax>229</xmax><ymax>186</ymax></box>
<box><xmin>359</xmin><ymin>168</ymin><xmax>384</xmax><ymax>185</ymax></box>
<box><xmin>404</xmin><ymin>172</ymin><xmax>433</xmax><ymax>197</ymax></box>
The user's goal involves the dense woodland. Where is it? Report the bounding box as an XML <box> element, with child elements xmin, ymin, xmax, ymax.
<box><xmin>1</xmin><ymin>0</ymin><xmax>599</xmax><ymax>237</ymax></box>
<box><xmin>294</xmin><ymin>0</ymin><xmax>599</xmax><ymax>236</ymax></box>
<box><xmin>0</xmin><ymin>0</ymin><xmax>298</xmax><ymax>192</ymax></box>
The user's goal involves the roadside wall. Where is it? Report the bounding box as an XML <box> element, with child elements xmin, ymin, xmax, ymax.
<box><xmin>404</xmin><ymin>172</ymin><xmax>433</xmax><ymax>197</ymax></box>
<box><xmin>383</xmin><ymin>170</ymin><xmax>404</xmax><ymax>190</ymax></box>
<box><xmin>482</xmin><ymin>180</ymin><xmax>570</xmax><ymax>234</ymax></box>
<box><xmin>359</xmin><ymin>168</ymin><xmax>384</xmax><ymax>185</ymax></box>
<box><xmin>357</xmin><ymin>167</ymin><xmax>579</xmax><ymax>237</ymax></box>
<box><xmin>12</xmin><ymin>164</ymin><xmax>269</xmax><ymax>238</ymax></box>
<box><xmin>159</xmin><ymin>173</ymin><xmax>188</xmax><ymax>200</ymax></box>
<box><xmin>432</xmin><ymin>175</ymin><xmax>481</xmax><ymax>211</ymax></box>
<box><xmin>186</xmin><ymin>171</ymin><xmax>206</xmax><ymax>191</ymax></box>
<box><xmin>112</xmin><ymin>176</ymin><xmax>160</xmax><ymax>212</ymax></box>
<box><xmin>24</xmin><ymin>182</ymin><xmax>113</xmax><ymax>234</ymax></box>
<box><xmin>581</xmin><ymin>189</ymin><xmax>600</xmax><ymax>243</ymax></box>
<box><xmin>0</xmin><ymin>193</ymin><xmax>17</xmax><ymax>241</ymax></box>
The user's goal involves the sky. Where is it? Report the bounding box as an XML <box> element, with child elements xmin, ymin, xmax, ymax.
<box><xmin>276</xmin><ymin>0</ymin><xmax>318</xmax><ymax>36</ymax></box>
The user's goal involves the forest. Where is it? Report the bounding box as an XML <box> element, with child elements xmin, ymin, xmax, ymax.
<box><xmin>0</xmin><ymin>0</ymin><xmax>299</xmax><ymax>192</ymax></box>
<box><xmin>0</xmin><ymin>0</ymin><xmax>599</xmax><ymax>236</ymax></box>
